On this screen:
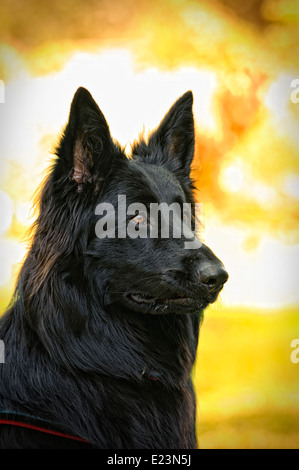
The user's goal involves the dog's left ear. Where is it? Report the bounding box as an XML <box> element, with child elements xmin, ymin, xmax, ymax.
<box><xmin>148</xmin><ymin>91</ymin><xmax>195</xmax><ymax>178</ymax></box>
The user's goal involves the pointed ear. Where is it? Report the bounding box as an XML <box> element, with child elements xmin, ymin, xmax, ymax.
<box><xmin>147</xmin><ymin>91</ymin><xmax>195</xmax><ymax>177</ymax></box>
<box><xmin>55</xmin><ymin>87</ymin><xmax>122</xmax><ymax>190</ymax></box>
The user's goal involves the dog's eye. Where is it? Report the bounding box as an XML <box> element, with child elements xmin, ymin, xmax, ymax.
<box><xmin>132</xmin><ymin>214</ymin><xmax>146</xmax><ymax>225</ymax></box>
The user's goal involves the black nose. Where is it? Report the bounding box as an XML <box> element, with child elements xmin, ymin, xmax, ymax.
<box><xmin>198</xmin><ymin>263</ymin><xmax>229</xmax><ymax>292</ymax></box>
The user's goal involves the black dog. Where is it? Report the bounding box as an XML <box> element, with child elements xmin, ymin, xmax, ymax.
<box><xmin>0</xmin><ymin>88</ymin><xmax>228</xmax><ymax>449</ymax></box>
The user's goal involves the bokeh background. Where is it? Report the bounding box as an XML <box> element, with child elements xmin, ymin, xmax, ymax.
<box><xmin>0</xmin><ymin>0</ymin><xmax>298</xmax><ymax>448</ymax></box>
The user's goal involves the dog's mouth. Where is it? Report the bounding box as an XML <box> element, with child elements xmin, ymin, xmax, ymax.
<box><xmin>125</xmin><ymin>291</ymin><xmax>206</xmax><ymax>314</ymax></box>
<box><xmin>129</xmin><ymin>293</ymin><xmax>191</xmax><ymax>305</ymax></box>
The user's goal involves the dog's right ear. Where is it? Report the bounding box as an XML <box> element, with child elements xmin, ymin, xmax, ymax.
<box><xmin>132</xmin><ymin>91</ymin><xmax>195</xmax><ymax>183</ymax></box>
<box><xmin>55</xmin><ymin>87</ymin><xmax>122</xmax><ymax>191</ymax></box>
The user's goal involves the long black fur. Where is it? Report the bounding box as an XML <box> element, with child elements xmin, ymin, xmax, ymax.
<box><xmin>0</xmin><ymin>88</ymin><xmax>227</xmax><ymax>449</ymax></box>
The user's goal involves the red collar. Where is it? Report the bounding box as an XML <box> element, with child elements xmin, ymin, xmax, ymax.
<box><xmin>0</xmin><ymin>410</ymin><xmax>90</xmax><ymax>444</ymax></box>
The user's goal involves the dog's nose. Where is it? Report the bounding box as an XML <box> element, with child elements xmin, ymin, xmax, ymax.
<box><xmin>198</xmin><ymin>263</ymin><xmax>228</xmax><ymax>292</ymax></box>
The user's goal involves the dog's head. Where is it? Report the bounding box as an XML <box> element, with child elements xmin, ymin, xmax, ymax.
<box><xmin>52</xmin><ymin>87</ymin><xmax>228</xmax><ymax>315</ymax></box>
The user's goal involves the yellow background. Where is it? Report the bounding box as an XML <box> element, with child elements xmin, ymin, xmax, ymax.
<box><xmin>0</xmin><ymin>0</ymin><xmax>298</xmax><ymax>448</ymax></box>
